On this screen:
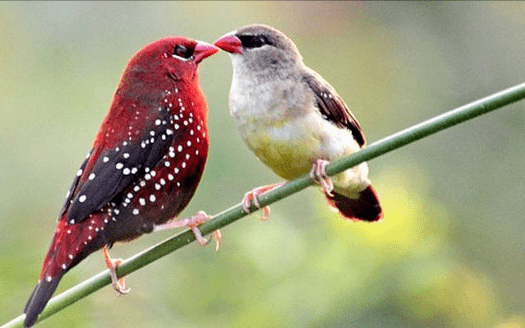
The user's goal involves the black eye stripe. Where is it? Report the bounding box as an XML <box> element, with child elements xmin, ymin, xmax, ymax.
<box><xmin>238</xmin><ymin>34</ymin><xmax>270</xmax><ymax>49</ymax></box>
<box><xmin>173</xmin><ymin>45</ymin><xmax>194</xmax><ymax>59</ymax></box>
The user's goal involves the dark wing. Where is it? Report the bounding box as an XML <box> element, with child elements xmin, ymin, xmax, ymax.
<box><xmin>61</xmin><ymin>107</ymin><xmax>175</xmax><ymax>224</ymax></box>
<box><xmin>302</xmin><ymin>69</ymin><xmax>366</xmax><ymax>147</ymax></box>
<box><xmin>59</xmin><ymin>154</ymin><xmax>90</xmax><ymax>219</ymax></box>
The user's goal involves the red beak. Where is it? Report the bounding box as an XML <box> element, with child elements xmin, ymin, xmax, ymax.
<box><xmin>214</xmin><ymin>34</ymin><xmax>243</xmax><ymax>54</ymax></box>
<box><xmin>194</xmin><ymin>41</ymin><xmax>219</xmax><ymax>64</ymax></box>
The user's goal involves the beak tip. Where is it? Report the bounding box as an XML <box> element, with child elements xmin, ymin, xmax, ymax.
<box><xmin>194</xmin><ymin>40</ymin><xmax>220</xmax><ymax>63</ymax></box>
<box><xmin>213</xmin><ymin>34</ymin><xmax>243</xmax><ymax>55</ymax></box>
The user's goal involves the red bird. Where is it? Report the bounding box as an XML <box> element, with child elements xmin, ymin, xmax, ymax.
<box><xmin>23</xmin><ymin>37</ymin><xmax>218</xmax><ymax>327</ymax></box>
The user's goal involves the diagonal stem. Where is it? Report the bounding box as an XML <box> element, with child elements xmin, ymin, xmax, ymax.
<box><xmin>3</xmin><ymin>81</ymin><xmax>525</xmax><ymax>328</ymax></box>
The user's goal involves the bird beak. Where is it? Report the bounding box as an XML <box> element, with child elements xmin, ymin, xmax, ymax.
<box><xmin>193</xmin><ymin>41</ymin><xmax>220</xmax><ymax>64</ymax></box>
<box><xmin>213</xmin><ymin>33</ymin><xmax>243</xmax><ymax>54</ymax></box>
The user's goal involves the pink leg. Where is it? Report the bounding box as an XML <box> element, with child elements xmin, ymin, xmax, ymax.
<box><xmin>309</xmin><ymin>159</ymin><xmax>334</xmax><ymax>196</ymax></box>
<box><xmin>102</xmin><ymin>245</ymin><xmax>130</xmax><ymax>295</ymax></box>
<box><xmin>242</xmin><ymin>183</ymin><xmax>283</xmax><ymax>221</ymax></box>
<box><xmin>154</xmin><ymin>211</ymin><xmax>221</xmax><ymax>251</ymax></box>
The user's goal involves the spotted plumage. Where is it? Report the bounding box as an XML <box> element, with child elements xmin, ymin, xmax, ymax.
<box><xmin>23</xmin><ymin>37</ymin><xmax>218</xmax><ymax>327</ymax></box>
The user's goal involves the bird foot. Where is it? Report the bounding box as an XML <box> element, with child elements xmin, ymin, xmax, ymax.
<box><xmin>102</xmin><ymin>246</ymin><xmax>130</xmax><ymax>295</ymax></box>
<box><xmin>155</xmin><ymin>211</ymin><xmax>221</xmax><ymax>251</ymax></box>
<box><xmin>242</xmin><ymin>183</ymin><xmax>283</xmax><ymax>221</ymax></box>
<box><xmin>310</xmin><ymin>159</ymin><xmax>334</xmax><ymax>197</ymax></box>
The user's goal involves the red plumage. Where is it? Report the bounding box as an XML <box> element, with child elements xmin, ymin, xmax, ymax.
<box><xmin>23</xmin><ymin>37</ymin><xmax>218</xmax><ymax>327</ymax></box>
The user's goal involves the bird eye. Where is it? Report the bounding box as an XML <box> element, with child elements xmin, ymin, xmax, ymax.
<box><xmin>173</xmin><ymin>45</ymin><xmax>194</xmax><ymax>59</ymax></box>
<box><xmin>238</xmin><ymin>35</ymin><xmax>269</xmax><ymax>49</ymax></box>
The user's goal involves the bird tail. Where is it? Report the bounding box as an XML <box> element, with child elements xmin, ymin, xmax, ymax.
<box><xmin>325</xmin><ymin>185</ymin><xmax>383</xmax><ymax>222</ymax></box>
<box><xmin>23</xmin><ymin>223</ymin><xmax>69</xmax><ymax>328</ymax></box>
<box><xmin>23</xmin><ymin>269</ymin><xmax>64</xmax><ymax>327</ymax></box>
<box><xmin>23</xmin><ymin>219</ymin><xmax>104</xmax><ymax>327</ymax></box>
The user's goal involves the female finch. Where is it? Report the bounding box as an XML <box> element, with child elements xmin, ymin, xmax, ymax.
<box><xmin>214</xmin><ymin>24</ymin><xmax>383</xmax><ymax>222</ymax></box>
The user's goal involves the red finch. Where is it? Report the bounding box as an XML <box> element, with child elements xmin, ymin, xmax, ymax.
<box><xmin>24</xmin><ymin>37</ymin><xmax>218</xmax><ymax>327</ymax></box>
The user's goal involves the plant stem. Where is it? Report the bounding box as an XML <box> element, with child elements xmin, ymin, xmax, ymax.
<box><xmin>3</xmin><ymin>81</ymin><xmax>525</xmax><ymax>328</ymax></box>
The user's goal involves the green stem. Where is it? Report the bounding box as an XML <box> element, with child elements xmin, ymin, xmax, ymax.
<box><xmin>4</xmin><ymin>81</ymin><xmax>525</xmax><ymax>328</ymax></box>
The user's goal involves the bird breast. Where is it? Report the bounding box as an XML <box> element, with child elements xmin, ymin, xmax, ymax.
<box><xmin>229</xmin><ymin>63</ymin><xmax>362</xmax><ymax>180</ymax></box>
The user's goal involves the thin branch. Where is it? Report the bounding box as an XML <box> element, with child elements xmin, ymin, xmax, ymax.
<box><xmin>4</xmin><ymin>82</ymin><xmax>525</xmax><ymax>328</ymax></box>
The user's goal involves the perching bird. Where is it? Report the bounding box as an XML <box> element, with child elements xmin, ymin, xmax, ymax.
<box><xmin>23</xmin><ymin>37</ymin><xmax>218</xmax><ymax>327</ymax></box>
<box><xmin>214</xmin><ymin>24</ymin><xmax>383</xmax><ymax>222</ymax></box>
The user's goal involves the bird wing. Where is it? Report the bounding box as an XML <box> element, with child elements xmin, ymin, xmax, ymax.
<box><xmin>59</xmin><ymin>107</ymin><xmax>175</xmax><ymax>224</ymax></box>
<box><xmin>302</xmin><ymin>69</ymin><xmax>366</xmax><ymax>147</ymax></box>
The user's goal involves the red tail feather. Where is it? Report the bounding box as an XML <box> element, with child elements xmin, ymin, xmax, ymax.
<box><xmin>24</xmin><ymin>217</ymin><xmax>105</xmax><ymax>327</ymax></box>
<box><xmin>24</xmin><ymin>270</ymin><xmax>63</xmax><ymax>328</ymax></box>
<box><xmin>325</xmin><ymin>185</ymin><xmax>383</xmax><ymax>222</ymax></box>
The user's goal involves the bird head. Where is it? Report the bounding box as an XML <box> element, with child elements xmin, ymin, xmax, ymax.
<box><xmin>214</xmin><ymin>24</ymin><xmax>303</xmax><ymax>73</ymax></box>
<box><xmin>123</xmin><ymin>37</ymin><xmax>219</xmax><ymax>86</ymax></box>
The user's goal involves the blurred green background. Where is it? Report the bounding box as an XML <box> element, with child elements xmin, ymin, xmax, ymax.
<box><xmin>1</xmin><ymin>2</ymin><xmax>525</xmax><ymax>327</ymax></box>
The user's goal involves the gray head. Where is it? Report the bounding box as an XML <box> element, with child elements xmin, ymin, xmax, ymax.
<box><xmin>214</xmin><ymin>24</ymin><xmax>303</xmax><ymax>73</ymax></box>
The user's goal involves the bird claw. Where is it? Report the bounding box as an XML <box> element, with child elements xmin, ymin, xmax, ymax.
<box><xmin>155</xmin><ymin>211</ymin><xmax>221</xmax><ymax>251</ymax></box>
<box><xmin>102</xmin><ymin>246</ymin><xmax>130</xmax><ymax>295</ymax></box>
<box><xmin>243</xmin><ymin>190</ymin><xmax>271</xmax><ymax>221</ymax></box>
<box><xmin>242</xmin><ymin>184</ymin><xmax>282</xmax><ymax>221</ymax></box>
<box><xmin>109</xmin><ymin>259</ymin><xmax>130</xmax><ymax>295</ymax></box>
<box><xmin>310</xmin><ymin>159</ymin><xmax>334</xmax><ymax>196</ymax></box>
<box><xmin>191</xmin><ymin>226</ymin><xmax>222</xmax><ymax>252</ymax></box>
<box><xmin>187</xmin><ymin>211</ymin><xmax>222</xmax><ymax>251</ymax></box>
